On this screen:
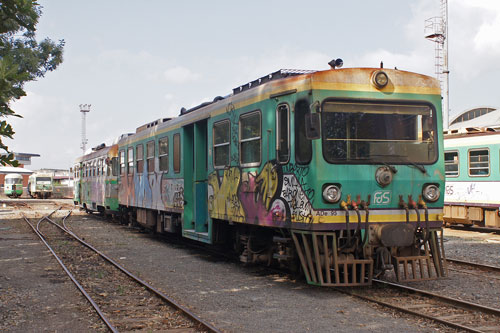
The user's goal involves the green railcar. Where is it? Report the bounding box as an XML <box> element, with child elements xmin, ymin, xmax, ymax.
<box><xmin>4</xmin><ymin>173</ymin><xmax>23</xmax><ymax>198</ymax></box>
<box><xmin>444</xmin><ymin>128</ymin><xmax>500</xmax><ymax>228</ymax></box>
<box><xmin>82</xmin><ymin>61</ymin><xmax>447</xmax><ymax>286</ymax></box>
<box><xmin>74</xmin><ymin>144</ymin><xmax>120</xmax><ymax>215</ymax></box>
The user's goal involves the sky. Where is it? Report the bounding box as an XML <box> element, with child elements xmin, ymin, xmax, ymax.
<box><xmin>6</xmin><ymin>0</ymin><xmax>500</xmax><ymax>170</ymax></box>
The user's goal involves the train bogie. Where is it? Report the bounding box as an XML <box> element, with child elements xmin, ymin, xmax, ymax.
<box><xmin>76</xmin><ymin>63</ymin><xmax>448</xmax><ymax>286</ymax></box>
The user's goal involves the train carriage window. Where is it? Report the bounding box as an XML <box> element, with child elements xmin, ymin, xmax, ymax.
<box><xmin>277</xmin><ymin>104</ymin><xmax>290</xmax><ymax>163</ymax></box>
<box><xmin>112</xmin><ymin>157</ymin><xmax>118</xmax><ymax>176</ymax></box>
<box><xmin>93</xmin><ymin>160</ymin><xmax>96</xmax><ymax>177</ymax></box>
<box><xmin>321</xmin><ymin>101</ymin><xmax>437</xmax><ymax>164</ymax></box>
<box><xmin>239</xmin><ymin>111</ymin><xmax>261</xmax><ymax>166</ymax></box>
<box><xmin>128</xmin><ymin>147</ymin><xmax>134</xmax><ymax>175</ymax></box>
<box><xmin>147</xmin><ymin>141</ymin><xmax>155</xmax><ymax>173</ymax></box>
<box><xmin>213</xmin><ymin>120</ymin><xmax>230</xmax><ymax>168</ymax></box>
<box><xmin>159</xmin><ymin>137</ymin><xmax>169</xmax><ymax>172</ymax></box>
<box><xmin>136</xmin><ymin>144</ymin><xmax>144</xmax><ymax>174</ymax></box>
<box><xmin>295</xmin><ymin>100</ymin><xmax>312</xmax><ymax>164</ymax></box>
<box><xmin>469</xmin><ymin>149</ymin><xmax>489</xmax><ymax>176</ymax></box>
<box><xmin>173</xmin><ymin>133</ymin><xmax>181</xmax><ymax>173</ymax></box>
<box><xmin>444</xmin><ymin>151</ymin><xmax>459</xmax><ymax>177</ymax></box>
<box><xmin>97</xmin><ymin>159</ymin><xmax>101</xmax><ymax>176</ymax></box>
<box><xmin>119</xmin><ymin>150</ymin><xmax>126</xmax><ymax>175</ymax></box>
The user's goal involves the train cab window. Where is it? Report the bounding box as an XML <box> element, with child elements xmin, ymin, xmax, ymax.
<box><xmin>469</xmin><ymin>149</ymin><xmax>489</xmax><ymax>176</ymax></box>
<box><xmin>147</xmin><ymin>141</ymin><xmax>155</xmax><ymax>173</ymax></box>
<box><xmin>159</xmin><ymin>137</ymin><xmax>169</xmax><ymax>172</ymax></box>
<box><xmin>136</xmin><ymin>144</ymin><xmax>144</xmax><ymax>174</ymax></box>
<box><xmin>444</xmin><ymin>151</ymin><xmax>459</xmax><ymax>177</ymax></box>
<box><xmin>295</xmin><ymin>100</ymin><xmax>312</xmax><ymax>164</ymax></box>
<box><xmin>321</xmin><ymin>101</ymin><xmax>437</xmax><ymax>164</ymax></box>
<box><xmin>128</xmin><ymin>147</ymin><xmax>134</xmax><ymax>175</ymax></box>
<box><xmin>277</xmin><ymin>104</ymin><xmax>290</xmax><ymax>163</ymax></box>
<box><xmin>213</xmin><ymin>120</ymin><xmax>230</xmax><ymax>168</ymax></box>
<box><xmin>119</xmin><ymin>150</ymin><xmax>126</xmax><ymax>175</ymax></box>
<box><xmin>173</xmin><ymin>133</ymin><xmax>181</xmax><ymax>173</ymax></box>
<box><xmin>239</xmin><ymin>111</ymin><xmax>261</xmax><ymax>166</ymax></box>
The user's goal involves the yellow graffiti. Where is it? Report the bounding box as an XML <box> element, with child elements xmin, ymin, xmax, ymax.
<box><xmin>255</xmin><ymin>162</ymin><xmax>278</xmax><ymax>210</ymax></box>
<box><xmin>208</xmin><ymin>168</ymin><xmax>245</xmax><ymax>221</ymax></box>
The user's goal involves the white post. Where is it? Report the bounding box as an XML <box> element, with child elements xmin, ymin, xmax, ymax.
<box><xmin>79</xmin><ymin>104</ymin><xmax>91</xmax><ymax>155</ymax></box>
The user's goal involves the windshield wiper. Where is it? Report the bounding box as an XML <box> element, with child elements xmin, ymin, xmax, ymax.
<box><xmin>367</xmin><ymin>154</ymin><xmax>426</xmax><ymax>174</ymax></box>
<box><xmin>357</xmin><ymin>157</ymin><xmax>397</xmax><ymax>174</ymax></box>
<box><xmin>405</xmin><ymin>160</ymin><xmax>426</xmax><ymax>174</ymax></box>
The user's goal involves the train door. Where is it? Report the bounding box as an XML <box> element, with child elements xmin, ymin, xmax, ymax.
<box><xmin>182</xmin><ymin>119</ymin><xmax>212</xmax><ymax>243</ymax></box>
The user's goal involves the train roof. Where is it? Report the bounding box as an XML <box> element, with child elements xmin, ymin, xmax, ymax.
<box><xmin>116</xmin><ymin>66</ymin><xmax>440</xmax><ymax>147</ymax></box>
<box><xmin>444</xmin><ymin>127</ymin><xmax>500</xmax><ymax>148</ymax></box>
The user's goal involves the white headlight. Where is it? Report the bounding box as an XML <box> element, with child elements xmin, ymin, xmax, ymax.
<box><xmin>422</xmin><ymin>184</ymin><xmax>440</xmax><ymax>202</ymax></box>
<box><xmin>323</xmin><ymin>185</ymin><xmax>341</xmax><ymax>203</ymax></box>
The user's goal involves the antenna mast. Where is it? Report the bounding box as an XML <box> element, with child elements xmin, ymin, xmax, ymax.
<box><xmin>425</xmin><ymin>0</ymin><xmax>449</xmax><ymax>129</ymax></box>
<box><xmin>79</xmin><ymin>104</ymin><xmax>91</xmax><ymax>155</ymax></box>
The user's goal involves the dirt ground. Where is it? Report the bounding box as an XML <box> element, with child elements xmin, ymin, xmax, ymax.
<box><xmin>2</xmin><ymin>199</ymin><xmax>493</xmax><ymax>332</ymax></box>
<box><xmin>0</xmin><ymin>210</ymin><xmax>107</xmax><ymax>332</ymax></box>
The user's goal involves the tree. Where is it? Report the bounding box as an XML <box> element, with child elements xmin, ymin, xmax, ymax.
<box><xmin>0</xmin><ymin>0</ymin><xmax>64</xmax><ymax>165</ymax></box>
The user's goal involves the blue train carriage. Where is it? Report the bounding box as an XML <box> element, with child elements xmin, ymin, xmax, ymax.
<box><xmin>74</xmin><ymin>143</ymin><xmax>120</xmax><ymax>215</ymax></box>
<box><xmin>116</xmin><ymin>62</ymin><xmax>447</xmax><ymax>286</ymax></box>
<box><xmin>443</xmin><ymin>128</ymin><xmax>500</xmax><ymax>228</ymax></box>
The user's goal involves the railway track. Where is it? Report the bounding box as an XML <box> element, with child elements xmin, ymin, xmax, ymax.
<box><xmin>22</xmin><ymin>210</ymin><xmax>220</xmax><ymax>333</ymax></box>
<box><xmin>446</xmin><ymin>258</ymin><xmax>500</xmax><ymax>282</ymax></box>
<box><xmin>67</xmin><ymin>211</ymin><xmax>500</xmax><ymax>332</ymax></box>
<box><xmin>337</xmin><ymin>278</ymin><xmax>500</xmax><ymax>332</ymax></box>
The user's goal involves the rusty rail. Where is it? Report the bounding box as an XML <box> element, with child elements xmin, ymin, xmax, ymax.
<box><xmin>46</xmin><ymin>211</ymin><xmax>220</xmax><ymax>333</ymax></box>
<box><xmin>22</xmin><ymin>213</ymin><xmax>119</xmax><ymax>333</ymax></box>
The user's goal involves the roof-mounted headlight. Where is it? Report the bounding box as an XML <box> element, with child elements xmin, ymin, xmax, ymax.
<box><xmin>323</xmin><ymin>184</ymin><xmax>341</xmax><ymax>203</ymax></box>
<box><xmin>372</xmin><ymin>70</ymin><xmax>388</xmax><ymax>89</ymax></box>
<box><xmin>422</xmin><ymin>184</ymin><xmax>440</xmax><ymax>202</ymax></box>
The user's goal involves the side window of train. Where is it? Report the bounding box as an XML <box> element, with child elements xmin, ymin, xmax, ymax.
<box><xmin>213</xmin><ymin>120</ymin><xmax>230</xmax><ymax>168</ymax></box>
<box><xmin>239</xmin><ymin>111</ymin><xmax>261</xmax><ymax>167</ymax></box>
<box><xmin>276</xmin><ymin>104</ymin><xmax>290</xmax><ymax>163</ymax></box>
<box><xmin>295</xmin><ymin>100</ymin><xmax>312</xmax><ymax>164</ymax></box>
<box><xmin>119</xmin><ymin>150</ymin><xmax>126</xmax><ymax>175</ymax></box>
<box><xmin>173</xmin><ymin>133</ymin><xmax>181</xmax><ymax>173</ymax></box>
<box><xmin>159</xmin><ymin>136</ymin><xmax>169</xmax><ymax>172</ymax></box>
<box><xmin>101</xmin><ymin>158</ymin><xmax>106</xmax><ymax>176</ymax></box>
<box><xmin>112</xmin><ymin>157</ymin><xmax>118</xmax><ymax>176</ymax></box>
<box><xmin>128</xmin><ymin>147</ymin><xmax>134</xmax><ymax>175</ymax></box>
<box><xmin>468</xmin><ymin>148</ymin><xmax>489</xmax><ymax>176</ymax></box>
<box><xmin>147</xmin><ymin>140</ymin><xmax>155</xmax><ymax>173</ymax></box>
<box><xmin>97</xmin><ymin>159</ymin><xmax>101</xmax><ymax>176</ymax></box>
<box><xmin>93</xmin><ymin>160</ymin><xmax>96</xmax><ymax>177</ymax></box>
<box><xmin>136</xmin><ymin>144</ymin><xmax>144</xmax><ymax>173</ymax></box>
<box><xmin>444</xmin><ymin>151</ymin><xmax>459</xmax><ymax>177</ymax></box>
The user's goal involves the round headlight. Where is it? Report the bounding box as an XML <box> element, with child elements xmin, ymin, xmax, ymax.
<box><xmin>323</xmin><ymin>185</ymin><xmax>341</xmax><ymax>203</ymax></box>
<box><xmin>422</xmin><ymin>184</ymin><xmax>440</xmax><ymax>202</ymax></box>
<box><xmin>372</xmin><ymin>70</ymin><xmax>388</xmax><ymax>88</ymax></box>
<box><xmin>375</xmin><ymin>166</ymin><xmax>393</xmax><ymax>187</ymax></box>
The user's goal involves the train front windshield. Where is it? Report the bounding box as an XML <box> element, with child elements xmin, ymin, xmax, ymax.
<box><xmin>36</xmin><ymin>177</ymin><xmax>52</xmax><ymax>183</ymax></box>
<box><xmin>5</xmin><ymin>178</ymin><xmax>22</xmax><ymax>185</ymax></box>
<box><xmin>321</xmin><ymin>101</ymin><xmax>437</xmax><ymax>164</ymax></box>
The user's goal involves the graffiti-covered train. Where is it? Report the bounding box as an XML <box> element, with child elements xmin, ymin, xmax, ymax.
<box><xmin>443</xmin><ymin>128</ymin><xmax>500</xmax><ymax>229</ymax></box>
<box><xmin>74</xmin><ymin>61</ymin><xmax>447</xmax><ymax>286</ymax></box>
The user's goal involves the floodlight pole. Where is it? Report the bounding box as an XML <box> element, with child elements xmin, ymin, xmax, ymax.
<box><xmin>425</xmin><ymin>0</ymin><xmax>449</xmax><ymax>129</ymax></box>
<box><xmin>79</xmin><ymin>104</ymin><xmax>91</xmax><ymax>155</ymax></box>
